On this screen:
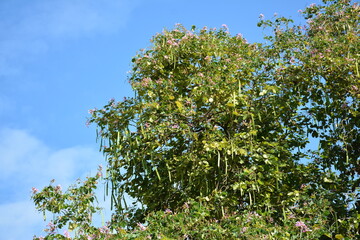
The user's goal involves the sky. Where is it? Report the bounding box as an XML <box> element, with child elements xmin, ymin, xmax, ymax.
<box><xmin>0</xmin><ymin>0</ymin><xmax>322</xmax><ymax>239</ymax></box>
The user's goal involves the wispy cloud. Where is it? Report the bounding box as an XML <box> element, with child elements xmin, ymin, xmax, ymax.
<box><xmin>0</xmin><ymin>0</ymin><xmax>138</xmax><ymax>76</ymax></box>
<box><xmin>0</xmin><ymin>200</ymin><xmax>44</xmax><ymax>240</ymax></box>
<box><xmin>0</xmin><ymin>128</ymin><xmax>104</xmax><ymax>239</ymax></box>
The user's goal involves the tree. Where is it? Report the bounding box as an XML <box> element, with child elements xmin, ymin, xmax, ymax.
<box><xmin>32</xmin><ymin>0</ymin><xmax>359</xmax><ymax>239</ymax></box>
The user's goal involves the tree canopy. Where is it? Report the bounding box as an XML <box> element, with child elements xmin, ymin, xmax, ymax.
<box><xmin>32</xmin><ymin>0</ymin><xmax>359</xmax><ymax>239</ymax></box>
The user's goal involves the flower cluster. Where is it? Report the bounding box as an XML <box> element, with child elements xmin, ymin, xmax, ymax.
<box><xmin>295</xmin><ymin>221</ymin><xmax>312</xmax><ymax>232</ymax></box>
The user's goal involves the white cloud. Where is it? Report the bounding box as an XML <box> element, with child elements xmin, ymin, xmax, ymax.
<box><xmin>0</xmin><ymin>128</ymin><xmax>105</xmax><ymax>239</ymax></box>
<box><xmin>0</xmin><ymin>201</ymin><xmax>44</xmax><ymax>240</ymax></box>
<box><xmin>0</xmin><ymin>0</ymin><xmax>138</xmax><ymax>76</ymax></box>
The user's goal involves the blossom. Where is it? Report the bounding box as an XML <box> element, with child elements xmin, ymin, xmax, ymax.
<box><xmin>88</xmin><ymin>108</ymin><xmax>96</xmax><ymax>114</ymax></box>
<box><xmin>221</xmin><ymin>24</ymin><xmax>228</xmax><ymax>29</ymax></box>
<box><xmin>137</xmin><ymin>223</ymin><xmax>147</xmax><ymax>231</ymax></box>
<box><xmin>236</xmin><ymin>33</ymin><xmax>243</xmax><ymax>39</ymax></box>
<box><xmin>259</xmin><ymin>13</ymin><xmax>264</xmax><ymax>19</ymax></box>
<box><xmin>171</xmin><ymin>124</ymin><xmax>179</xmax><ymax>129</ymax></box>
<box><xmin>99</xmin><ymin>226</ymin><xmax>110</xmax><ymax>234</ymax></box>
<box><xmin>351</xmin><ymin>85</ymin><xmax>359</xmax><ymax>92</ymax></box>
<box><xmin>55</xmin><ymin>185</ymin><xmax>62</xmax><ymax>192</ymax></box>
<box><xmin>46</xmin><ymin>221</ymin><xmax>56</xmax><ymax>234</ymax></box>
<box><xmin>164</xmin><ymin>208</ymin><xmax>173</xmax><ymax>214</ymax></box>
<box><xmin>63</xmin><ymin>230</ymin><xmax>71</xmax><ymax>238</ymax></box>
<box><xmin>183</xmin><ymin>202</ymin><xmax>190</xmax><ymax>209</ymax></box>
<box><xmin>295</xmin><ymin>221</ymin><xmax>312</xmax><ymax>232</ymax></box>
<box><xmin>141</xmin><ymin>77</ymin><xmax>152</xmax><ymax>87</ymax></box>
<box><xmin>167</xmin><ymin>39</ymin><xmax>179</xmax><ymax>46</ymax></box>
<box><xmin>288</xmin><ymin>213</ymin><xmax>296</xmax><ymax>219</ymax></box>
<box><xmin>31</xmin><ymin>187</ymin><xmax>38</xmax><ymax>194</ymax></box>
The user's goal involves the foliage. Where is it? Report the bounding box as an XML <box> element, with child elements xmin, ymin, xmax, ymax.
<box><xmin>32</xmin><ymin>167</ymin><xmax>105</xmax><ymax>239</ymax></box>
<box><xmin>114</xmin><ymin>190</ymin><xmax>351</xmax><ymax>240</ymax></box>
<box><xmin>32</xmin><ymin>0</ymin><xmax>359</xmax><ymax>239</ymax></box>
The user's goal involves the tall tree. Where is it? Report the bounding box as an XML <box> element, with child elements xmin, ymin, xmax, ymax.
<box><xmin>32</xmin><ymin>0</ymin><xmax>359</xmax><ymax>238</ymax></box>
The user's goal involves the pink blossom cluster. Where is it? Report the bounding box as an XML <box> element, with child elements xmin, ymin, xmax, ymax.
<box><xmin>31</xmin><ymin>187</ymin><xmax>38</xmax><ymax>194</ymax></box>
<box><xmin>88</xmin><ymin>108</ymin><xmax>96</xmax><ymax>114</ymax></box>
<box><xmin>164</xmin><ymin>208</ymin><xmax>173</xmax><ymax>214</ymax></box>
<box><xmin>141</xmin><ymin>77</ymin><xmax>152</xmax><ymax>87</ymax></box>
<box><xmin>137</xmin><ymin>222</ymin><xmax>147</xmax><ymax>231</ymax></box>
<box><xmin>54</xmin><ymin>185</ymin><xmax>62</xmax><ymax>193</ymax></box>
<box><xmin>167</xmin><ymin>39</ymin><xmax>179</xmax><ymax>46</ymax></box>
<box><xmin>295</xmin><ymin>221</ymin><xmax>312</xmax><ymax>232</ymax></box>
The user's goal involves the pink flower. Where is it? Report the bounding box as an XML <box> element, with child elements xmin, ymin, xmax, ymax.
<box><xmin>167</xmin><ymin>39</ymin><xmax>179</xmax><ymax>46</ymax></box>
<box><xmin>164</xmin><ymin>208</ymin><xmax>172</xmax><ymax>214</ymax></box>
<box><xmin>137</xmin><ymin>223</ymin><xmax>147</xmax><ymax>231</ymax></box>
<box><xmin>236</xmin><ymin>33</ymin><xmax>243</xmax><ymax>39</ymax></box>
<box><xmin>183</xmin><ymin>202</ymin><xmax>190</xmax><ymax>209</ymax></box>
<box><xmin>259</xmin><ymin>14</ymin><xmax>264</xmax><ymax>19</ymax></box>
<box><xmin>171</xmin><ymin>124</ymin><xmax>179</xmax><ymax>129</ymax></box>
<box><xmin>295</xmin><ymin>221</ymin><xmax>312</xmax><ymax>232</ymax></box>
<box><xmin>55</xmin><ymin>185</ymin><xmax>62</xmax><ymax>193</ymax></box>
<box><xmin>186</xmin><ymin>31</ymin><xmax>194</xmax><ymax>37</ymax></box>
<box><xmin>31</xmin><ymin>187</ymin><xmax>38</xmax><ymax>194</ymax></box>
<box><xmin>141</xmin><ymin>77</ymin><xmax>152</xmax><ymax>87</ymax></box>
<box><xmin>63</xmin><ymin>230</ymin><xmax>71</xmax><ymax>238</ymax></box>
<box><xmin>99</xmin><ymin>226</ymin><xmax>110</xmax><ymax>234</ymax></box>
<box><xmin>221</xmin><ymin>24</ymin><xmax>228</xmax><ymax>29</ymax></box>
<box><xmin>46</xmin><ymin>221</ymin><xmax>56</xmax><ymax>234</ymax></box>
<box><xmin>88</xmin><ymin>108</ymin><xmax>96</xmax><ymax>114</ymax></box>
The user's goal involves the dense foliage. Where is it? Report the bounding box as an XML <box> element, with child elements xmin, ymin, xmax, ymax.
<box><xmin>32</xmin><ymin>0</ymin><xmax>359</xmax><ymax>239</ymax></box>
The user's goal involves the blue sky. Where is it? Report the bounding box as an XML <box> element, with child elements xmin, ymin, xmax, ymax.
<box><xmin>0</xmin><ymin>0</ymin><xmax>322</xmax><ymax>239</ymax></box>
